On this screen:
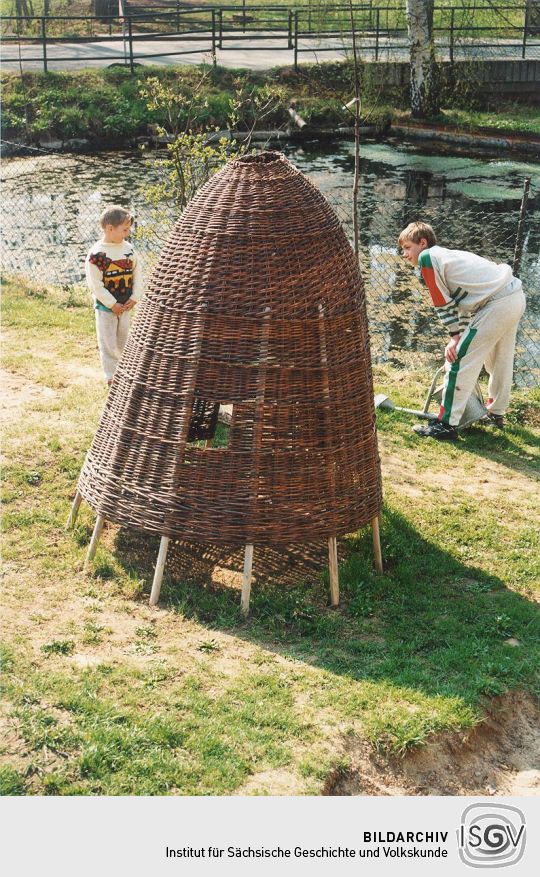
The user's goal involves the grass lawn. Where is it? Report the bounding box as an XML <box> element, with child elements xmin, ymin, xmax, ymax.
<box><xmin>1</xmin><ymin>275</ymin><xmax>539</xmax><ymax>797</ymax></box>
<box><xmin>393</xmin><ymin>106</ymin><xmax>540</xmax><ymax>138</ymax></box>
<box><xmin>0</xmin><ymin>1</ymin><xmax>527</xmax><ymax>35</ymax></box>
<box><xmin>3</xmin><ymin>60</ymin><xmax>540</xmax><ymax>146</ymax></box>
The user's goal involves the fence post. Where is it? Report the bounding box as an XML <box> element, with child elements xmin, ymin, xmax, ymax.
<box><xmin>294</xmin><ymin>10</ymin><xmax>298</xmax><ymax>71</ymax></box>
<box><xmin>288</xmin><ymin>10</ymin><xmax>293</xmax><ymax>48</ymax></box>
<box><xmin>522</xmin><ymin>5</ymin><xmax>528</xmax><ymax>59</ymax></box>
<box><xmin>375</xmin><ymin>7</ymin><xmax>380</xmax><ymax>61</ymax></box>
<box><xmin>127</xmin><ymin>15</ymin><xmax>134</xmax><ymax>73</ymax></box>
<box><xmin>513</xmin><ymin>178</ymin><xmax>531</xmax><ymax>277</ymax></box>
<box><xmin>219</xmin><ymin>8</ymin><xmax>223</xmax><ymax>49</ymax></box>
<box><xmin>211</xmin><ymin>9</ymin><xmax>217</xmax><ymax>67</ymax></box>
<box><xmin>176</xmin><ymin>0</ymin><xmax>180</xmax><ymax>33</ymax></box>
<box><xmin>242</xmin><ymin>0</ymin><xmax>246</xmax><ymax>34</ymax></box>
<box><xmin>449</xmin><ymin>7</ymin><xmax>455</xmax><ymax>64</ymax></box>
<box><xmin>41</xmin><ymin>16</ymin><xmax>48</xmax><ymax>74</ymax></box>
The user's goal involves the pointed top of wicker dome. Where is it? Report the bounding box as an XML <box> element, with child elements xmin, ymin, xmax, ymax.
<box><xmin>172</xmin><ymin>149</ymin><xmax>341</xmax><ymax>240</ymax></box>
<box><xmin>226</xmin><ymin>150</ymin><xmax>301</xmax><ymax>177</ymax></box>
<box><xmin>146</xmin><ymin>151</ymin><xmax>353</xmax><ymax>318</ymax></box>
<box><xmin>232</xmin><ymin>150</ymin><xmax>285</xmax><ymax>165</ymax></box>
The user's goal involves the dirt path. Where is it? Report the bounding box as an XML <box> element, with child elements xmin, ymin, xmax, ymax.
<box><xmin>0</xmin><ymin>368</ymin><xmax>57</xmax><ymax>424</ymax></box>
<box><xmin>325</xmin><ymin>691</ymin><xmax>540</xmax><ymax>797</ymax></box>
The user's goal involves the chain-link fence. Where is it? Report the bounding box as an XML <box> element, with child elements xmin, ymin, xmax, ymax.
<box><xmin>1</xmin><ymin>141</ymin><xmax>538</xmax><ymax>386</ymax></box>
<box><xmin>327</xmin><ymin>182</ymin><xmax>539</xmax><ymax>387</ymax></box>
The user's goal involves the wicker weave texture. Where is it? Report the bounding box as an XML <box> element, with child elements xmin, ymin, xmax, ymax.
<box><xmin>78</xmin><ymin>152</ymin><xmax>382</xmax><ymax>544</ymax></box>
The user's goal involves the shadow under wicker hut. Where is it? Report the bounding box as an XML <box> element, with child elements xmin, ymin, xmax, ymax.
<box><xmin>68</xmin><ymin>151</ymin><xmax>383</xmax><ymax>612</ymax></box>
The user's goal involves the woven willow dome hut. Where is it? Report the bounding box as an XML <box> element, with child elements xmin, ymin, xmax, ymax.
<box><xmin>71</xmin><ymin>152</ymin><xmax>382</xmax><ymax>611</ymax></box>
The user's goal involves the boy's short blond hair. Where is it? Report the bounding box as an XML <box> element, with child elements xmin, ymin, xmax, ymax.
<box><xmin>100</xmin><ymin>205</ymin><xmax>133</xmax><ymax>229</ymax></box>
<box><xmin>398</xmin><ymin>221</ymin><xmax>437</xmax><ymax>248</ymax></box>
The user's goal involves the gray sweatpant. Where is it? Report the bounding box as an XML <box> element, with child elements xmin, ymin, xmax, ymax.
<box><xmin>440</xmin><ymin>279</ymin><xmax>526</xmax><ymax>427</ymax></box>
<box><xmin>95</xmin><ymin>309</ymin><xmax>132</xmax><ymax>381</ymax></box>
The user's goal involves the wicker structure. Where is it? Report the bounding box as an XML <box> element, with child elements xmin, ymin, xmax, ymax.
<box><xmin>74</xmin><ymin>152</ymin><xmax>382</xmax><ymax>609</ymax></box>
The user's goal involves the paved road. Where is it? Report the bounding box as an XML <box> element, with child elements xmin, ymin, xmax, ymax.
<box><xmin>2</xmin><ymin>33</ymin><xmax>538</xmax><ymax>72</ymax></box>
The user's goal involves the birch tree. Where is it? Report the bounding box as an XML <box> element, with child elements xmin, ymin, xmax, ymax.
<box><xmin>406</xmin><ymin>0</ymin><xmax>439</xmax><ymax>117</ymax></box>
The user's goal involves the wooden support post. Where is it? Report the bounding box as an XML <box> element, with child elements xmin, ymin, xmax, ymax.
<box><xmin>241</xmin><ymin>544</ymin><xmax>254</xmax><ymax>615</ymax></box>
<box><xmin>371</xmin><ymin>515</ymin><xmax>383</xmax><ymax>575</ymax></box>
<box><xmin>66</xmin><ymin>490</ymin><xmax>82</xmax><ymax>529</ymax></box>
<box><xmin>149</xmin><ymin>536</ymin><xmax>170</xmax><ymax>606</ymax></box>
<box><xmin>84</xmin><ymin>515</ymin><xmax>105</xmax><ymax>570</ymax></box>
<box><xmin>328</xmin><ymin>536</ymin><xmax>339</xmax><ymax>607</ymax></box>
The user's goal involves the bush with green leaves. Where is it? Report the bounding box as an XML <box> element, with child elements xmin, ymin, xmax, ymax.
<box><xmin>138</xmin><ymin>71</ymin><xmax>286</xmax><ymax>215</ymax></box>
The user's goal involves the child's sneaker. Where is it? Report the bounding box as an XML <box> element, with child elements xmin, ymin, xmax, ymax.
<box><xmin>486</xmin><ymin>412</ymin><xmax>504</xmax><ymax>429</ymax></box>
<box><xmin>413</xmin><ymin>420</ymin><xmax>458</xmax><ymax>441</ymax></box>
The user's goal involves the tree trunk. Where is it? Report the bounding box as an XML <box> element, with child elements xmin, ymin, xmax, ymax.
<box><xmin>15</xmin><ymin>0</ymin><xmax>34</xmax><ymax>18</ymax></box>
<box><xmin>527</xmin><ymin>0</ymin><xmax>540</xmax><ymax>36</ymax></box>
<box><xmin>92</xmin><ymin>0</ymin><xmax>117</xmax><ymax>18</ymax></box>
<box><xmin>406</xmin><ymin>0</ymin><xmax>439</xmax><ymax>118</ymax></box>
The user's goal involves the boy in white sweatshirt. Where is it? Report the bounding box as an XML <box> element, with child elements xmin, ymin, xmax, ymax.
<box><xmin>398</xmin><ymin>221</ymin><xmax>526</xmax><ymax>441</ymax></box>
<box><xmin>85</xmin><ymin>205</ymin><xmax>144</xmax><ymax>385</ymax></box>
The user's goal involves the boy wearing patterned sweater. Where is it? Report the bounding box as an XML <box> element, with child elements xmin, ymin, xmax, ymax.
<box><xmin>398</xmin><ymin>221</ymin><xmax>526</xmax><ymax>441</ymax></box>
<box><xmin>85</xmin><ymin>205</ymin><xmax>144</xmax><ymax>385</ymax></box>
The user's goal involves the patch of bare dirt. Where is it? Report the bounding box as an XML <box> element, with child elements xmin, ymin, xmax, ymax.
<box><xmin>0</xmin><ymin>368</ymin><xmax>57</xmax><ymax>424</ymax></box>
<box><xmin>235</xmin><ymin>768</ymin><xmax>307</xmax><ymax>796</ymax></box>
<box><xmin>26</xmin><ymin>353</ymin><xmax>102</xmax><ymax>388</ymax></box>
<box><xmin>381</xmin><ymin>443</ymin><xmax>533</xmax><ymax>499</ymax></box>
<box><xmin>0</xmin><ymin>700</ymin><xmax>77</xmax><ymax>783</ymax></box>
<box><xmin>381</xmin><ymin>448</ymin><xmax>538</xmax><ymax>506</ymax></box>
<box><xmin>324</xmin><ymin>691</ymin><xmax>540</xmax><ymax>797</ymax></box>
<box><xmin>166</xmin><ymin>539</ymin><xmax>328</xmax><ymax>590</ymax></box>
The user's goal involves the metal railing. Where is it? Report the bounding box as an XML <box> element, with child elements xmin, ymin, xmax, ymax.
<box><xmin>1</xmin><ymin>3</ymin><xmax>538</xmax><ymax>72</ymax></box>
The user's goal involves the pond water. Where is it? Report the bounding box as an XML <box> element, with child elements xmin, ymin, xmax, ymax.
<box><xmin>2</xmin><ymin>140</ymin><xmax>539</xmax><ymax>382</ymax></box>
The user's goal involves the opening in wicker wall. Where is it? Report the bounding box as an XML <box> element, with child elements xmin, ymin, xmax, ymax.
<box><xmin>70</xmin><ymin>152</ymin><xmax>383</xmax><ymax>611</ymax></box>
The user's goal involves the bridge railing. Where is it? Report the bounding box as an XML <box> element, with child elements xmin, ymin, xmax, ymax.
<box><xmin>1</xmin><ymin>3</ymin><xmax>538</xmax><ymax>73</ymax></box>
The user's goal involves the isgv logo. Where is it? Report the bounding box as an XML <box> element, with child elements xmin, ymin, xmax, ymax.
<box><xmin>458</xmin><ymin>803</ymin><xmax>526</xmax><ymax>868</ymax></box>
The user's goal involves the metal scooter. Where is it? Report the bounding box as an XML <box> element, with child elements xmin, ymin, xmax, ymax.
<box><xmin>374</xmin><ymin>365</ymin><xmax>488</xmax><ymax>430</ymax></box>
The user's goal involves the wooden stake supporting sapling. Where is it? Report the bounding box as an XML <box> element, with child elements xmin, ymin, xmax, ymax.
<box><xmin>328</xmin><ymin>536</ymin><xmax>339</xmax><ymax>607</ymax></box>
<box><xmin>149</xmin><ymin>536</ymin><xmax>170</xmax><ymax>606</ymax></box>
<box><xmin>84</xmin><ymin>514</ymin><xmax>105</xmax><ymax>571</ymax></box>
<box><xmin>241</xmin><ymin>544</ymin><xmax>254</xmax><ymax>615</ymax></box>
